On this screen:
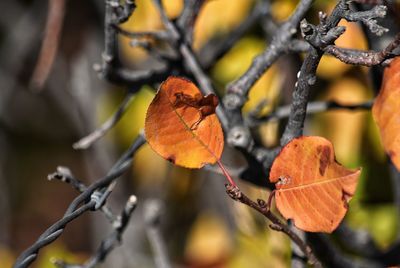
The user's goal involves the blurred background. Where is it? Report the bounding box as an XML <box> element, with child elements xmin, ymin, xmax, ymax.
<box><xmin>1</xmin><ymin>0</ymin><xmax>398</xmax><ymax>267</ymax></box>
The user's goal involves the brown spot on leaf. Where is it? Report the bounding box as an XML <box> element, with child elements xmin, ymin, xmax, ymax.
<box><xmin>167</xmin><ymin>155</ymin><xmax>176</xmax><ymax>164</ymax></box>
<box><xmin>317</xmin><ymin>145</ymin><xmax>331</xmax><ymax>176</ymax></box>
<box><xmin>144</xmin><ymin>76</ymin><xmax>223</xmax><ymax>168</ymax></box>
<box><xmin>270</xmin><ymin>136</ymin><xmax>361</xmax><ymax>233</ymax></box>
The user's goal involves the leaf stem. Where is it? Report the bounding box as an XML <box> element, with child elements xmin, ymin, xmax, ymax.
<box><xmin>216</xmin><ymin>159</ymin><xmax>237</xmax><ymax>187</ymax></box>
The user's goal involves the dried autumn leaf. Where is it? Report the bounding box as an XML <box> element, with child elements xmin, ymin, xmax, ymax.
<box><xmin>145</xmin><ymin>76</ymin><xmax>224</xmax><ymax>168</ymax></box>
<box><xmin>269</xmin><ymin>136</ymin><xmax>361</xmax><ymax>233</ymax></box>
<box><xmin>372</xmin><ymin>57</ymin><xmax>400</xmax><ymax>170</ymax></box>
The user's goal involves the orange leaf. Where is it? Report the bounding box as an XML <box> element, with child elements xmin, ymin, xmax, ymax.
<box><xmin>372</xmin><ymin>57</ymin><xmax>400</xmax><ymax>170</ymax></box>
<box><xmin>145</xmin><ymin>76</ymin><xmax>224</xmax><ymax>168</ymax></box>
<box><xmin>269</xmin><ymin>136</ymin><xmax>361</xmax><ymax>233</ymax></box>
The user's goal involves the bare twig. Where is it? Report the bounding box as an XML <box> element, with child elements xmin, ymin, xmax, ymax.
<box><xmin>151</xmin><ymin>0</ymin><xmax>229</xmax><ymax>130</ymax></box>
<box><xmin>281</xmin><ymin>0</ymin><xmax>386</xmax><ymax>145</ymax></box>
<box><xmin>225</xmin><ymin>185</ymin><xmax>322</xmax><ymax>268</ymax></box>
<box><xmin>222</xmin><ymin>0</ymin><xmax>313</xmax><ymax>161</ymax></box>
<box><xmin>177</xmin><ymin>0</ymin><xmax>206</xmax><ymax>44</ymax></box>
<box><xmin>343</xmin><ymin>4</ymin><xmax>388</xmax><ymax>35</ymax></box>
<box><xmin>144</xmin><ymin>200</ymin><xmax>172</xmax><ymax>268</ymax></box>
<box><xmin>199</xmin><ymin>0</ymin><xmax>270</xmax><ymax>69</ymax></box>
<box><xmin>48</xmin><ymin>166</ymin><xmax>86</xmax><ymax>192</ymax></box>
<box><xmin>324</xmin><ymin>33</ymin><xmax>400</xmax><ymax>66</ymax></box>
<box><xmin>114</xmin><ymin>26</ymin><xmax>170</xmax><ymax>42</ymax></box>
<box><xmin>30</xmin><ymin>0</ymin><xmax>66</xmax><ymax>91</ymax></box>
<box><xmin>73</xmin><ymin>93</ymin><xmax>135</xmax><ymax>150</ymax></box>
<box><xmin>224</xmin><ymin>0</ymin><xmax>313</xmax><ymax>113</ymax></box>
<box><xmin>152</xmin><ymin>0</ymin><xmax>179</xmax><ymax>42</ymax></box>
<box><xmin>97</xmin><ymin>0</ymin><xmax>172</xmax><ymax>87</ymax></box>
<box><xmin>248</xmin><ymin>100</ymin><xmax>373</xmax><ymax>126</ymax></box>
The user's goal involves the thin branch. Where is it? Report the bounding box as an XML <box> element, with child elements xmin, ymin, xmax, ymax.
<box><xmin>248</xmin><ymin>100</ymin><xmax>373</xmax><ymax>126</ymax></box>
<box><xmin>199</xmin><ymin>0</ymin><xmax>270</xmax><ymax>69</ymax></box>
<box><xmin>30</xmin><ymin>0</ymin><xmax>66</xmax><ymax>91</ymax></box>
<box><xmin>179</xmin><ymin>45</ymin><xmax>229</xmax><ymax>130</ymax></box>
<box><xmin>280</xmin><ymin>46</ymin><xmax>323</xmax><ymax>145</ymax></box>
<box><xmin>281</xmin><ymin>0</ymin><xmax>382</xmax><ymax>146</ymax></box>
<box><xmin>48</xmin><ymin>166</ymin><xmax>86</xmax><ymax>192</ymax></box>
<box><xmin>144</xmin><ymin>200</ymin><xmax>172</xmax><ymax>268</ymax></box>
<box><xmin>176</xmin><ymin>0</ymin><xmax>206</xmax><ymax>44</ymax></box>
<box><xmin>259</xmin><ymin>0</ymin><xmax>277</xmax><ymax>39</ymax></box>
<box><xmin>97</xmin><ymin>0</ymin><xmax>172</xmax><ymax>87</ymax></box>
<box><xmin>323</xmin><ymin>33</ymin><xmax>400</xmax><ymax>66</ymax></box>
<box><xmin>101</xmin><ymin>0</ymin><xmax>134</xmax><ymax>76</ymax></box>
<box><xmin>225</xmin><ymin>185</ymin><xmax>322</xmax><ymax>268</ymax></box>
<box><xmin>152</xmin><ymin>0</ymin><xmax>179</xmax><ymax>42</ymax></box>
<box><xmin>343</xmin><ymin>4</ymin><xmax>388</xmax><ymax>35</ymax></box>
<box><xmin>224</xmin><ymin>0</ymin><xmax>313</xmax><ymax>111</ymax></box>
<box><xmin>151</xmin><ymin>0</ymin><xmax>229</xmax><ymax>130</ymax></box>
<box><xmin>73</xmin><ymin>93</ymin><xmax>135</xmax><ymax>150</ymax></box>
<box><xmin>222</xmin><ymin>0</ymin><xmax>313</xmax><ymax>155</ymax></box>
<box><xmin>114</xmin><ymin>25</ymin><xmax>171</xmax><ymax>42</ymax></box>
<box><xmin>129</xmin><ymin>39</ymin><xmax>176</xmax><ymax>62</ymax></box>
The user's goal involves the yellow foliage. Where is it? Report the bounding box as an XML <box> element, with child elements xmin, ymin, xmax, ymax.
<box><xmin>271</xmin><ymin>0</ymin><xmax>296</xmax><ymax>22</ymax></box>
<box><xmin>193</xmin><ymin>0</ymin><xmax>254</xmax><ymax>50</ymax></box>
<box><xmin>119</xmin><ymin>0</ymin><xmax>183</xmax><ymax>63</ymax></box>
<box><xmin>346</xmin><ymin>204</ymin><xmax>399</xmax><ymax>249</ymax></box>
<box><xmin>212</xmin><ymin>37</ymin><xmax>281</xmax><ymax>114</ymax></box>
<box><xmin>312</xmin><ymin>78</ymin><xmax>371</xmax><ymax>166</ymax></box>
<box><xmin>212</xmin><ymin>37</ymin><xmax>265</xmax><ymax>83</ymax></box>
<box><xmin>0</xmin><ymin>245</ymin><xmax>14</xmax><ymax>268</ymax></box>
<box><xmin>185</xmin><ymin>211</ymin><xmax>232</xmax><ymax>266</ymax></box>
<box><xmin>97</xmin><ymin>86</ymin><xmax>154</xmax><ymax>148</ymax></box>
<box><xmin>212</xmin><ymin>36</ymin><xmax>282</xmax><ymax>146</ymax></box>
<box><xmin>132</xmin><ymin>144</ymin><xmax>168</xmax><ymax>186</ymax></box>
<box><xmin>229</xmin><ymin>226</ymin><xmax>289</xmax><ymax>268</ymax></box>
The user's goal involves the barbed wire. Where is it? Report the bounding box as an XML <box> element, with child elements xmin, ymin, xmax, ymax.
<box><xmin>13</xmin><ymin>135</ymin><xmax>145</xmax><ymax>268</ymax></box>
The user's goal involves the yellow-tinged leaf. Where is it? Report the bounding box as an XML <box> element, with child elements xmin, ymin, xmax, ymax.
<box><xmin>145</xmin><ymin>76</ymin><xmax>224</xmax><ymax>168</ymax></box>
<box><xmin>269</xmin><ymin>136</ymin><xmax>361</xmax><ymax>233</ymax></box>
